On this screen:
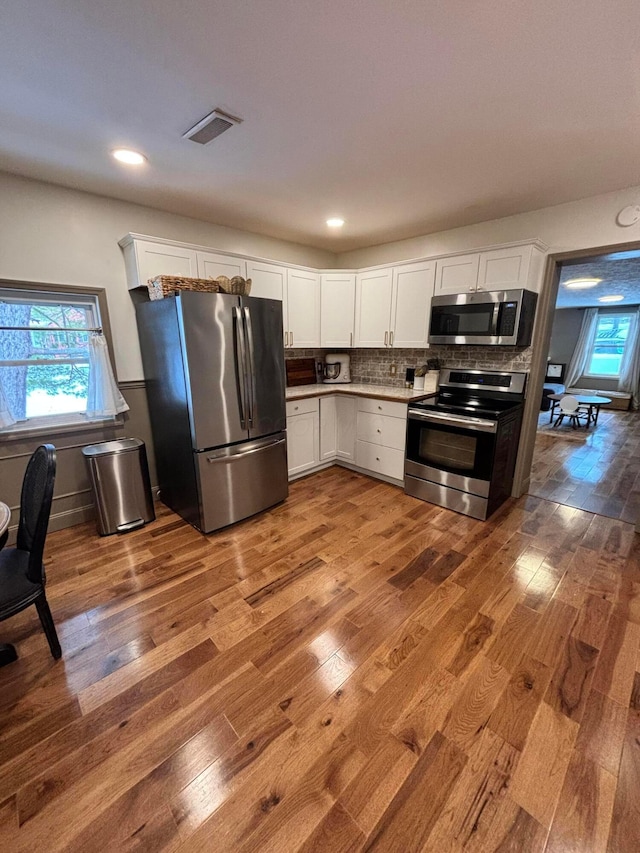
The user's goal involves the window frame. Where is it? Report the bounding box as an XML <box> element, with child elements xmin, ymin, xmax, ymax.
<box><xmin>0</xmin><ymin>279</ymin><xmax>121</xmax><ymax>439</ymax></box>
<box><xmin>584</xmin><ymin>310</ymin><xmax>633</xmax><ymax>380</ymax></box>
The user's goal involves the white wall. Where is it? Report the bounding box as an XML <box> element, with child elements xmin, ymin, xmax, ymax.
<box><xmin>0</xmin><ymin>172</ymin><xmax>335</xmax><ymax>380</ymax></box>
<box><xmin>337</xmin><ymin>185</ymin><xmax>640</xmax><ymax>268</ymax></box>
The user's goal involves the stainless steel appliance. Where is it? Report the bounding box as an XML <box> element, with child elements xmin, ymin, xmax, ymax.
<box><xmin>404</xmin><ymin>369</ymin><xmax>527</xmax><ymax>520</ymax></box>
<box><xmin>136</xmin><ymin>291</ymin><xmax>288</xmax><ymax>533</ymax></box>
<box><xmin>323</xmin><ymin>353</ymin><xmax>351</xmax><ymax>384</ymax></box>
<box><xmin>429</xmin><ymin>289</ymin><xmax>537</xmax><ymax>346</ymax></box>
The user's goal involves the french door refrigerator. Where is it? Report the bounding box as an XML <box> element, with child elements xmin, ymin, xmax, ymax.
<box><xmin>136</xmin><ymin>291</ymin><xmax>288</xmax><ymax>533</ymax></box>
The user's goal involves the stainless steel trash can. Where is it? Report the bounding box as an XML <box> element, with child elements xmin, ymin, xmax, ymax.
<box><xmin>82</xmin><ymin>438</ymin><xmax>155</xmax><ymax>535</ymax></box>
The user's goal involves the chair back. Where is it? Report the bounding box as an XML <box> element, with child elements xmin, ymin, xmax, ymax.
<box><xmin>559</xmin><ymin>395</ymin><xmax>579</xmax><ymax>414</ymax></box>
<box><xmin>16</xmin><ymin>444</ymin><xmax>56</xmax><ymax>584</ymax></box>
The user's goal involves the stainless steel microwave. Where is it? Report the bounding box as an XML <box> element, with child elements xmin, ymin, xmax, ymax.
<box><xmin>429</xmin><ymin>288</ymin><xmax>538</xmax><ymax>346</ymax></box>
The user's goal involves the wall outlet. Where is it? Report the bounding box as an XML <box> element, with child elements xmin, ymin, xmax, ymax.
<box><xmin>389</xmin><ymin>364</ymin><xmax>397</xmax><ymax>376</ymax></box>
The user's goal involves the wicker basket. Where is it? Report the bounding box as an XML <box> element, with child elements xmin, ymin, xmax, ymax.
<box><xmin>215</xmin><ymin>275</ymin><xmax>252</xmax><ymax>296</ymax></box>
<box><xmin>147</xmin><ymin>274</ymin><xmax>252</xmax><ymax>300</ymax></box>
<box><xmin>147</xmin><ymin>276</ymin><xmax>222</xmax><ymax>301</ymax></box>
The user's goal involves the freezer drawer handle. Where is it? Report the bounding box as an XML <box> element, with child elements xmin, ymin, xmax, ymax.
<box><xmin>206</xmin><ymin>437</ymin><xmax>286</xmax><ymax>463</ymax></box>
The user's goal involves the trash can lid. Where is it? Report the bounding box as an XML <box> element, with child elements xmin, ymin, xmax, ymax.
<box><xmin>82</xmin><ymin>438</ymin><xmax>144</xmax><ymax>457</ymax></box>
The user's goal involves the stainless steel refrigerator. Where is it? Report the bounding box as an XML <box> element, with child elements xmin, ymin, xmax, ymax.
<box><xmin>136</xmin><ymin>291</ymin><xmax>288</xmax><ymax>533</ymax></box>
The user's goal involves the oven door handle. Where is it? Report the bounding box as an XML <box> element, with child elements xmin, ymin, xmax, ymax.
<box><xmin>408</xmin><ymin>408</ymin><xmax>497</xmax><ymax>434</ymax></box>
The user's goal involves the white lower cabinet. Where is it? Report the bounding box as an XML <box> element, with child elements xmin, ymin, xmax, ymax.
<box><xmin>285</xmin><ymin>393</ymin><xmax>406</xmax><ymax>483</ymax></box>
<box><xmin>286</xmin><ymin>398</ymin><xmax>319</xmax><ymax>478</ymax></box>
<box><xmin>355</xmin><ymin>398</ymin><xmax>407</xmax><ymax>482</ymax></box>
<box><xmin>320</xmin><ymin>396</ymin><xmax>337</xmax><ymax>461</ymax></box>
<box><xmin>335</xmin><ymin>396</ymin><xmax>356</xmax><ymax>462</ymax></box>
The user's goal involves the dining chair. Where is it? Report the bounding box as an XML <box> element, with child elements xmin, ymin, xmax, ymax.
<box><xmin>553</xmin><ymin>395</ymin><xmax>585</xmax><ymax>430</ymax></box>
<box><xmin>0</xmin><ymin>444</ymin><xmax>61</xmax><ymax>659</ymax></box>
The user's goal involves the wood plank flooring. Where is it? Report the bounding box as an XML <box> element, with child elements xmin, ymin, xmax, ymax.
<box><xmin>530</xmin><ymin>409</ymin><xmax>640</xmax><ymax>523</ymax></box>
<box><xmin>1</xmin><ymin>466</ymin><xmax>639</xmax><ymax>852</ymax></box>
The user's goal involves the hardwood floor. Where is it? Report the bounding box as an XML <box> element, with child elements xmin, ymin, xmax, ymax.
<box><xmin>1</xmin><ymin>466</ymin><xmax>639</xmax><ymax>852</ymax></box>
<box><xmin>530</xmin><ymin>409</ymin><xmax>640</xmax><ymax>523</ymax></box>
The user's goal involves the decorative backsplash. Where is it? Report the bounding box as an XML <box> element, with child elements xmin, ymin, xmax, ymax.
<box><xmin>287</xmin><ymin>346</ymin><xmax>533</xmax><ymax>387</ymax></box>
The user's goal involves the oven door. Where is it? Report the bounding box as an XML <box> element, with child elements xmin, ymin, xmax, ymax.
<box><xmin>405</xmin><ymin>408</ymin><xmax>496</xmax><ymax>497</ymax></box>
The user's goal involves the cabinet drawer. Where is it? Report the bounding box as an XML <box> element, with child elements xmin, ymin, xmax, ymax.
<box><xmin>286</xmin><ymin>397</ymin><xmax>319</xmax><ymax>417</ymax></box>
<box><xmin>356</xmin><ymin>411</ymin><xmax>406</xmax><ymax>450</ymax></box>
<box><xmin>355</xmin><ymin>441</ymin><xmax>404</xmax><ymax>481</ymax></box>
<box><xmin>357</xmin><ymin>397</ymin><xmax>407</xmax><ymax>419</ymax></box>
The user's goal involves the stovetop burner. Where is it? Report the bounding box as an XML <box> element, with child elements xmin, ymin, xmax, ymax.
<box><xmin>411</xmin><ymin>368</ymin><xmax>528</xmax><ymax>421</ymax></box>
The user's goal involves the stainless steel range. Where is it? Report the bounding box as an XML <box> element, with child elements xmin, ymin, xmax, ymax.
<box><xmin>404</xmin><ymin>369</ymin><xmax>527</xmax><ymax>520</ymax></box>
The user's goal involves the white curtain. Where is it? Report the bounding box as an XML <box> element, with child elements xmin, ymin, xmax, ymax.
<box><xmin>564</xmin><ymin>308</ymin><xmax>599</xmax><ymax>388</ymax></box>
<box><xmin>86</xmin><ymin>334</ymin><xmax>129</xmax><ymax>418</ymax></box>
<box><xmin>0</xmin><ymin>378</ymin><xmax>16</xmax><ymax>428</ymax></box>
<box><xmin>618</xmin><ymin>308</ymin><xmax>640</xmax><ymax>409</ymax></box>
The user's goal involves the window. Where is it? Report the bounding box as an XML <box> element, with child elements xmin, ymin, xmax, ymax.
<box><xmin>0</xmin><ymin>286</ymin><xmax>100</xmax><ymax>429</ymax></box>
<box><xmin>586</xmin><ymin>312</ymin><xmax>632</xmax><ymax>378</ymax></box>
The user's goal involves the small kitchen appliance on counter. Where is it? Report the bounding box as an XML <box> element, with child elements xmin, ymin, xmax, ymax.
<box><xmin>404</xmin><ymin>369</ymin><xmax>527</xmax><ymax>520</ymax></box>
<box><xmin>323</xmin><ymin>353</ymin><xmax>351</xmax><ymax>384</ymax></box>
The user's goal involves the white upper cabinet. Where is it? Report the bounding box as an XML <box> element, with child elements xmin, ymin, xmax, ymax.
<box><xmin>434</xmin><ymin>254</ymin><xmax>480</xmax><ymax>295</ymax></box>
<box><xmin>354</xmin><ymin>269</ymin><xmax>394</xmax><ymax>348</ymax></box>
<box><xmin>286</xmin><ymin>269</ymin><xmax>320</xmax><ymax>348</ymax></box>
<box><xmin>245</xmin><ymin>261</ymin><xmax>286</xmax><ymax>302</ymax></box>
<box><xmin>320</xmin><ymin>273</ymin><xmax>356</xmax><ymax>348</ymax></box>
<box><xmin>477</xmin><ymin>245</ymin><xmax>532</xmax><ymax>291</ymax></box>
<box><xmin>391</xmin><ymin>261</ymin><xmax>435</xmax><ymax>348</ymax></box>
<box><xmin>196</xmin><ymin>251</ymin><xmax>246</xmax><ymax>281</ymax></box>
<box><xmin>123</xmin><ymin>239</ymin><xmax>198</xmax><ymax>290</ymax></box>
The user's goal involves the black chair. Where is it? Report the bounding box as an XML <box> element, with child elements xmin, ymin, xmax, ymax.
<box><xmin>0</xmin><ymin>444</ymin><xmax>61</xmax><ymax>660</ymax></box>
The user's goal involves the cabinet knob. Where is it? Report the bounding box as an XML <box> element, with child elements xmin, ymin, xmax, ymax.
<box><xmin>469</xmin><ymin>286</ymin><xmax>474</xmax><ymax>291</ymax></box>
<box><xmin>376</xmin><ymin>457</ymin><xmax>380</xmax><ymax>461</ymax></box>
<box><xmin>376</xmin><ymin>429</ymin><xmax>381</xmax><ymax>433</ymax></box>
<box><xmin>378</xmin><ymin>405</ymin><xmax>382</xmax><ymax>410</ymax></box>
<box><xmin>294</xmin><ymin>406</ymin><xmax>299</xmax><ymax>410</ymax></box>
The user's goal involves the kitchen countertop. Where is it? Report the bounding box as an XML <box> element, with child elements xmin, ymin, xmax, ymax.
<box><xmin>285</xmin><ymin>383</ymin><xmax>436</xmax><ymax>404</ymax></box>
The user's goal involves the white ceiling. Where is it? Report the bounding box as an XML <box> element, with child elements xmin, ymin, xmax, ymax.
<box><xmin>2</xmin><ymin>1</ymin><xmax>640</xmax><ymax>252</ymax></box>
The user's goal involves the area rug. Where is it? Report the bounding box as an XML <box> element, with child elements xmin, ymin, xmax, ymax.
<box><xmin>536</xmin><ymin>420</ymin><xmax>588</xmax><ymax>441</ymax></box>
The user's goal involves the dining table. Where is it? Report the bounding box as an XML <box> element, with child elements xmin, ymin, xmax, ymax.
<box><xmin>548</xmin><ymin>393</ymin><xmax>612</xmax><ymax>427</ymax></box>
<box><xmin>0</xmin><ymin>501</ymin><xmax>18</xmax><ymax>667</ymax></box>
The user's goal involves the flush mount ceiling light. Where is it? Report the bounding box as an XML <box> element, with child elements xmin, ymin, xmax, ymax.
<box><xmin>112</xmin><ymin>148</ymin><xmax>147</xmax><ymax>165</ymax></box>
<box><xmin>563</xmin><ymin>277</ymin><xmax>602</xmax><ymax>289</ymax></box>
<box><xmin>598</xmin><ymin>295</ymin><xmax>624</xmax><ymax>303</ymax></box>
<box><xmin>326</xmin><ymin>218</ymin><xmax>345</xmax><ymax>228</ymax></box>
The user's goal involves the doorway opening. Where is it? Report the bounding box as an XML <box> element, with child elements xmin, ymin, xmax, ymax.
<box><xmin>527</xmin><ymin>249</ymin><xmax>640</xmax><ymax>523</ymax></box>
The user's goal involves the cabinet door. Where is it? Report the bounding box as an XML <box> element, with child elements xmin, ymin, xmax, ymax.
<box><xmin>287</xmin><ymin>270</ymin><xmax>320</xmax><ymax>348</ymax></box>
<box><xmin>354</xmin><ymin>269</ymin><xmax>393</xmax><ymax>348</ymax></box>
<box><xmin>132</xmin><ymin>241</ymin><xmax>198</xmax><ymax>290</ymax></box>
<box><xmin>196</xmin><ymin>251</ymin><xmax>246</xmax><ymax>280</ymax></box>
<box><xmin>335</xmin><ymin>396</ymin><xmax>356</xmax><ymax>461</ymax></box>
<box><xmin>320</xmin><ymin>396</ymin><xmax>337</xmax><ymax>461</ymax></box>
<box><xmin>477</xmin><ymin>246</ymin><xmax>532</xmax><ymax>291</ymax></box>
<box><xmin>286</xmin><ymin>411</ymin><xmax>319</xmax><ymax>477</ymax></box>
<box><xmin>434</xmin><ymin>254</ymin><xmax>480</xmax><ymax>295</ymax></box>
<box><xmin>391</xmin><ymin>261</ymin><xmax>435</xmax><ymax>348</ymax></box>
<box><xmin>246</xmin><ymin>262</ymin><xmax>287</xmax><ymax>347</ymax></box>
<box><xmin>320</xmin><ymin>274</ymin><xmax>356</xmax><ymax>348</ymax></box>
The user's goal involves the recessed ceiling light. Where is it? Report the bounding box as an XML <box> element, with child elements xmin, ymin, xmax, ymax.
<box><xmin>112</xmin><ymin>148</ymin><xmax>147</xmax><ymax>165</ymax></box>
<box><xmin>563</xmin><ymin>277</ymin><xmax>602</xmax><ymax>289</ymax></box>
<box><xmin>326</xmin><ymin>218</ymin><xmax>345</xmax><ymax>228</ymax></box>
<box><xmin>598</xmin><ymin>295</ymin><xmax>624</xmax><ymax>303</ymax></box>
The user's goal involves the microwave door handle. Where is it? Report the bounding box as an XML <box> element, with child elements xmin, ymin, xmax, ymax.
<box><xmin>491</xmin><ymin>302</ymin><xmax>501</xmax><ymax>336</ymax></box>
<box><xmin>234</xmin><ymin>306</ymin><xmax>249</xmax><ymax>429</ymax></box>
<box><xmin>243</xmin><ymin>306</ymin><xmax>257</xmax><ymax>428</ymax></box>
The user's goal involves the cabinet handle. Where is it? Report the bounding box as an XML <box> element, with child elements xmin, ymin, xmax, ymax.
<box><xmin>384</xmin><ymin>331</ymin><xmax>388</xmax><ymax>347</ymax></box>
<box><xmin>389</xmin><ymin>330</ymin><xmax>394</xmax><ymax>347</ymax></box>
<box><xmin>291</xmin><ymin>330</ymin><xmax>294</xmax><ymax>347</ymax></box>
<box><xmin>469</xmin><ymin>286</ymin><xmax>475</xmax><ymax>291</ymax></box>
<box><xmin>350</xmin><ymin>332</ymin><xmax>353</xmax><ymax>347</ymax></box>
<box><xmin>284</xmin><ymin>331</ymin><xmax>289</xmax><ymax>347</ymax></box>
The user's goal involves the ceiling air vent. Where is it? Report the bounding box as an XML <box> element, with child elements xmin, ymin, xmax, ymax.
<box><xmin>183</xmin><ymin>108</ymin><xmax>243</xmax><ymax>145</ymax></box>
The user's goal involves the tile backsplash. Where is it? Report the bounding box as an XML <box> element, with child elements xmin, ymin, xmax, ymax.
<box><xmin>286</xmin><ymin>346</ymin><xmax>533</xmax><ymax>387</ymax></box>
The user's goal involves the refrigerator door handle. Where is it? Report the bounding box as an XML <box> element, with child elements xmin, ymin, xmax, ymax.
<box><xmin>243</xmin><ymin>306</ymin><xmax>257</xmax><ymax>428</ymax></box>
<box><xmin>233</xmin><ymin>306</ymin><xmax>249</xmax><ymax>429</ymax></box>
<box><xmin>206</xmin><ymin>436</ymin><xmax>286</xmax><ymax>462</ymax></box>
